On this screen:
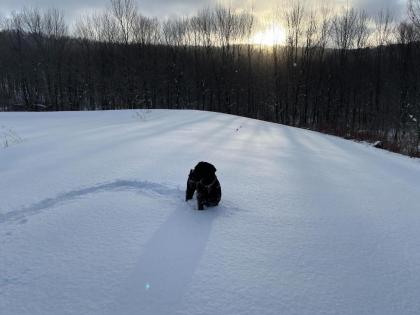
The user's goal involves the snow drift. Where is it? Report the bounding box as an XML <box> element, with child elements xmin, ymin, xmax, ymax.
<box><xmin>1</xmin><ymin>110</ymin><xmax>420</xmax><ymax>315</ymax></box>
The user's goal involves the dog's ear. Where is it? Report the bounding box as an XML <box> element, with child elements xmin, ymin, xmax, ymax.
<box><xmin>194</xmin><ymin>162</ymin><xmax>205</xmax><ymax>176</ymax></box>
<box><xmin>189</xmin><ymin>169</ymin><xmax>199</xmax><ymax>180</ymax></box>
<box><xmin>209</xmin><ymin>164</ymin><xmax>216</xmax><ymax>174</ymax></box>
<box><xmin>203</xmin><ymin>162</ymin><xmax>217</xmax><ymax>174</ymax></box>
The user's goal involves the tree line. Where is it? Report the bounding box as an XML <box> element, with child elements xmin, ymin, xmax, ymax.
<box><xmin>0</xmin><ymin>0</ymin><xmax>420</xmax><ymax>156</ymax></box>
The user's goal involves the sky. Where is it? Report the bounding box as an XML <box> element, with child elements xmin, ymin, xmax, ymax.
<box><xmin>0</xmin><ymin>0</ymin><xmax>408</xmax><ymax>24</ymax></box>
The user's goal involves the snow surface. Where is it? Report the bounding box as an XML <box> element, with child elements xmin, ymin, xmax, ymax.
<box><xmin>1</xmin><ymin>109</ymin><xmax>420</xmax><ymax>315</ymax></box>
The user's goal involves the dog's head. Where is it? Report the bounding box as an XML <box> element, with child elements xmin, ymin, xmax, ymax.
<box><xmin>193</xmin><ymin>161</ymin><xmax>217</xmax><ymax>180</ymax></box>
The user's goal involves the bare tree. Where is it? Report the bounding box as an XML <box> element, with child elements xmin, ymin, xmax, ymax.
<box><xmin>110</xmin><ymin>0</ymin><xmax>137</xmax><ymax>44</ymax></box>
<box><xmin>310</xmin><ymin>7</ymin><xmax>331</xmax><ymax>128</ymax></box>
<box><xmin>285</xmin><ymin>2</ymin><xmax>304</xmax><ymax>65</ymax></box>
<box><xmin>330</xmin><ymin>7</ymin><xmax>359</xmax><ymax>132</ymax></box>
<box><xmin>75</xmin><ymin>12</ymin><xmax>118</xmax><ymax>43</ymax></box>
<box><xmin>42</xmin><ymin>8</ymin><xmax>68</xmax><ymax>39</ymax></box>
<box><xmin>408</xmin><ymin>0</ymin><xmax>420</xmax><ymax>29</ymax></box>
<box><xmin>1</xmin><ymin>3</ymin><xmax>420</xmax><ymax>156</ymax></box>
<box><xmin>0</xmin><ymin>14</ymin><xmax>4</xmax><ymax>30</ymax></box>
<box><xmin>213</xmin><ymin>6</ymin><xmax>243</xmax><ymax>112</ymax></box>
<box><xmin>355</xmin><ymin>10</ymin><xmax>370</xmax><ymax>49</ymax></box>
<box><xmin>189</xmin><ymin>9</ymin><xmax>216</xmax><ymax>110</ymax></box>
<box><xmin>284</xmin><ymin>2</ymin><xmax>304</xmax><ymax>124</ymax></box>
<box><xmin>299</xmin><ymin>10</ymin><xmax>318</xmax><ymax>126</ymax></box>
<box><xmin>162</xmin><ymin>18</ymin><xmax>190</xmax><ymax>108</ymax></box>
<box><xmin>372</xmin><ymin>10</ymin><xmax>393</xmax><ymax>136</ymax></box>
<box><xmin>374</xmin><ymin>10</ymin><xmax>393</xmax><ymax>47</ymax></box>
<box><xmin>132</xmin><ymin>15</ymin><xmax>159</xmax><ymax>46</ymax></box>
<box><xmin>331</xmin><ymin>7</ymin><xmax>358</xmax><ymax>51</ymax></box>
<box><xmin>241</xmin><ymin>11</ymin><xmax>254</xmax><ymax>116</ymax></box>
<box><xmin>3</xmin><ymin>11</ymin><xmax>31</xmax><ymax>109</ymax></box>
<box><xmin>394</xmin><ymin>21</ymin><xmax>419</xmax><ymax>153</ymax></box>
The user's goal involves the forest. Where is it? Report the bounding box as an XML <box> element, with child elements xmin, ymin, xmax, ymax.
<box><xmin>0</xmin><ymin>0</ymin><xmax>420</xmax><ymax>156</ymax></box>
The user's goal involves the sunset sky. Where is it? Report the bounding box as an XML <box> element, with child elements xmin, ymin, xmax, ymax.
<box><xmin>0</xmin><ymin>0</ymin><xmax>408</xmax><ymax>22</ymax></box>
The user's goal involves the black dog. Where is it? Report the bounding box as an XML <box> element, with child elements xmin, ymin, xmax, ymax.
<box><xmin>186</xmin><ymin>162</ymin><xmax>221</xmax><ymax>210</ymax></box>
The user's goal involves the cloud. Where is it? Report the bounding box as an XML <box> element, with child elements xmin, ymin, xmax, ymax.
<box><xmin>0</xmin><ymin>0</ymin><xmax>408</xmax><ymax>22</ymax></box>
<box><xmin>352</xmin><ymin>0</ymin><xmax>406</xmax><ymax>16</ymax></box>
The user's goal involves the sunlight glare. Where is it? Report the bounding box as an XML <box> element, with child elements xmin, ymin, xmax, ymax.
<box><xmin>251</xmin><ymin>24</ymin><xmax>286</xmax><ymax>46</ymax></box>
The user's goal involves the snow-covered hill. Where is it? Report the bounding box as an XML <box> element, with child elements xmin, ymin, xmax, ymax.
<box><xmin>1</xmin><ymin>110</ymin><xmax>420</xmax><ymax>315</ymax></box>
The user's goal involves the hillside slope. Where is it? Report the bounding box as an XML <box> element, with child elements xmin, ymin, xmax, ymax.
<box><xmin>1</xmin><ymin>110</ymin><xmax>420</xmax><ymax>315</ymax></box>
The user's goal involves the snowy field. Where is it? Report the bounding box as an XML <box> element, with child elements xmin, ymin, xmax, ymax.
<box><xmin>1</xmin><ymin>109</ymin><xmax>420</xmax><ymax>315</ymax></box>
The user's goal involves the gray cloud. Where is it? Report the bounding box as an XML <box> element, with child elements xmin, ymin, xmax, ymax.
<box><xmin>0</xmin><ymin>0</ymin><xmax>408</xmax><ymax>23</ymax></box>
<box><xmin>352</xmin><ymin>0</ymin><xmax>406</xmax><ymax>16</ymax></box>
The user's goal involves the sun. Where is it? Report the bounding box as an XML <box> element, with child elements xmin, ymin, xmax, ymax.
<box><xmin>250</xmin><ymin>24</ymin><xmax>287</xmax><ymax>46</ymax></box>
